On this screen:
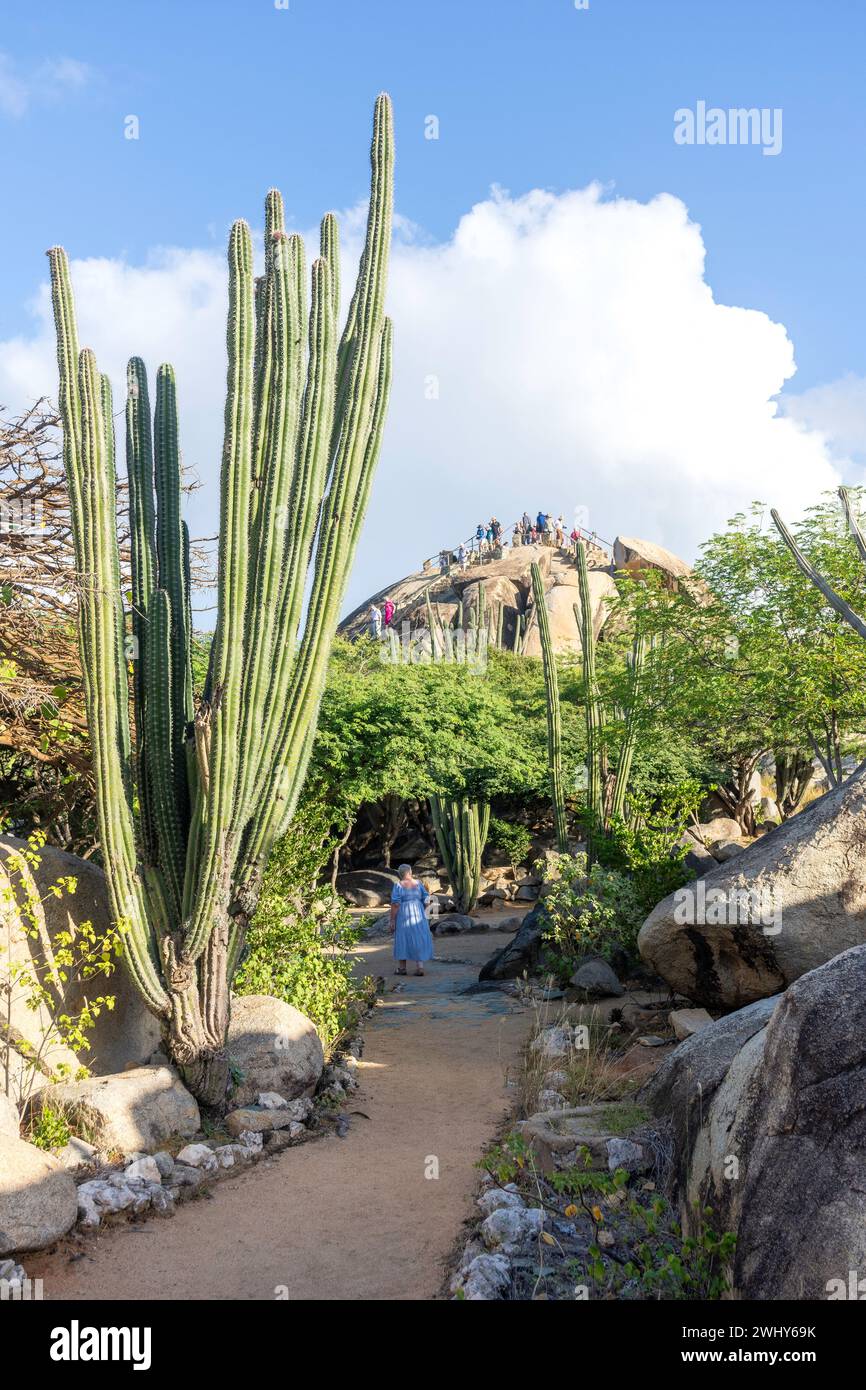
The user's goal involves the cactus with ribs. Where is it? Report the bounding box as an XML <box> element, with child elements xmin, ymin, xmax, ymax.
<box><xmin>47</xmin><ymin>95</ymin><xmax>394</xmax><ymax>1105</ymax></box>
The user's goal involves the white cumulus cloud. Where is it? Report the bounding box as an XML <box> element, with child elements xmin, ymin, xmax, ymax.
<box><xmin>0</xmin><ymin>182</ymin><xmax>851</xmax><ymax>619</ymax></box>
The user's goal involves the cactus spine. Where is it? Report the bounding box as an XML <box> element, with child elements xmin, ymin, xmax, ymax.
<box><xmin>48</xmin><ymin>95</ymin><xmax>394</xmax><ymax>1104</ymax></box>
<box><xmin>530</xmin><ymin>562</ymin><xmax>568</xmax><ymax>853</ymax></box>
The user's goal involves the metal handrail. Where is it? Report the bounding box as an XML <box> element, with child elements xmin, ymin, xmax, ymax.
<box><xmin>422</xmin><ymin>518</ymin><xmax>613</xmax><ymax>572</ymax></box>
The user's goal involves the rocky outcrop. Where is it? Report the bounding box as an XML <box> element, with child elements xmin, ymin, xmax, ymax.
<box><xmin>34</xmin><ymin>1066</ymin><xmax>200</xmax><ymax>1155</ymax></box>
<box><xmin>0</xmin><ymin>836</ymin><xmax>162</xmax><ymax>1101</ymax></box>
<box><xmin>0</xmin><ymin>1135</ymin><xmax>78</xmax><ymax>1254</ymax></box>
<box><xmin>479</xmin><ymin>902</ymin><xmax>548</xmax><ymax>980</ymax></box>
<box><xmin>644</xmin><ymin>946</ymin><xmax>866</xmax><ymax>1299</ymax></box>
<box><xmin>227</xmin><ymin>996</ymin><xmax>324</xmax><ymax>1107</ymax></box>
<box><xmin>339</xmin><ymin>541</ymin><xmax>624</xmax><ymax>657</ymax></box>
<box><xmin>335</xmin><ymin>868</ymin><xmax>397</xmax><ymax>907</ymax></box>
<box><xmin>638</xmin><ymin>767</ymin><xmax>866</xmax><ymax>1008</ymax></box>
<box><xmin>521</xmin><ymin>570</ymin><xmax>618</xmax><ymax>658</ymax></box>
<box><xmin>613</xmin><ymin>536</ymin><xmax>693</xmax><ymax>587</ymax></box>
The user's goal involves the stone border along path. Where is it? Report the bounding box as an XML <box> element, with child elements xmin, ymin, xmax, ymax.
<box><xmin>30</xmin><ymin>920</ymin><xmax>534</xmax><ymax>1302</ymax></box>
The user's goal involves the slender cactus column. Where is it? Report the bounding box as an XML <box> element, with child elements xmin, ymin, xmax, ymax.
<box><xmin>531</xmin><ymin>562</ymin><xmax>568</xmax><ymax>853</ymax></box>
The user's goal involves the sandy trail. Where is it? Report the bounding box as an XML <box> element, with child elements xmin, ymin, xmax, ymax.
<box><xmin>32</xmin><ymin>925</ymin><xmax>531</xmax><ymax>1302</ymax></box>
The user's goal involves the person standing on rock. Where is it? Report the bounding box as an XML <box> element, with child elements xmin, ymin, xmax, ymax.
<box><xmin>522</xmin><ymin>511</ymin><xmax>532</xmax><ymax>541</ymax></box>
<box><xmin>457</xmin><ymin>542</ymin><xmax>467</xmax><ymax>570</ymax></box>
<box><xmin>383</xmin><ymin>598</ymin><xmax>395</xmax><ymax>628</ymax></box>
<box><xmin>369</xmin><ymin>603</ymin><xmax>383</xmax><ymax>639</ymax></box>
<box><xmin>390</xmin><ymin>864</ymin><xmax>433</xmax><ymax>976</ymax></box>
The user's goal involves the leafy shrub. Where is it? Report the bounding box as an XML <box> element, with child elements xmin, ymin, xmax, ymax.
<box><xmin>487</xmin><ymin>816</ymin><xmax>533</xmax><ymax>871</ymax></box>
<box><xmin>28</xmin><ymin>1104</ymin><xmax>71</xmax><ymax>1152</ymax></box>
<box><xmin>540</xmin><ymin>851</ymin><xmax>644</xmax><ymax>977</ymax></box>
<box><xmin>2</xmin><ymin>827</ymin><xmax>123</xmax><ymax>1111</ymax></box>
<box><xmin>234</xmin><ymin>799</ymin><xmax>369</xmax><ymax>1055</ymax></box>
<box><xmin>595</xmin><ymin>781</ymin><xmax>702</xmax><ymax>915</ymax></box>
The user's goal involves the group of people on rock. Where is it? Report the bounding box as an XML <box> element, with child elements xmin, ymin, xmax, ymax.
<box><xmin>368</xmin><ymin>510</ymin><xmax>593</xmax><ymax>637</ymax></box>
<box><xmin>513</xmin><ymin>511</ymin><xmax>583</xmax><ymax>551</ymax></box>
<box><xmin>368</xmin><ymin>597</ymin><xmax>395</xmax><ymax>639</ymax></box>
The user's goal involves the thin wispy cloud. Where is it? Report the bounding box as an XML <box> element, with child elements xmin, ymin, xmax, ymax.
<box><xmin>0</xmin><ymin>51</ymin><xmax>91</xmax><ymax>119</ymax></box>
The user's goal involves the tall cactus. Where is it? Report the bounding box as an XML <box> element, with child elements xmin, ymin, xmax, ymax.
<box><xmin>530</xmin><ymin>562</ymin><xmax>568</xmax><ymax>852</ymax></box>
<box><xmin>574</xmin><ymin>541</ymin><xmax>606</xmax><ymax>857</ymax></box>
<box><xmin>47</xmin><ymin>94</ymin><xmax>394</xmax><ymax>1105</ymax></box>
<box><xmin>430</xmin><ymin>796</ymin><xmax>490</xmax><ymax>916</ymax></box>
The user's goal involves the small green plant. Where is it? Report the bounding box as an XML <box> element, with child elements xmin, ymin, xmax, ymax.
<box><xmin>27</xmin><ymin>1103</ymin><xmax>71</xmax><ymax>1152</ymax></box>
<box><xmin>540</xmin><ymin>850</ymin><xmax>644</xmax><ymax>976</ymax></box>
<box><xmin>2</xmin><ymin>828</ymin><xmax>124</xmax><ymax>1111</ymax></box>
<box><xmin>487</xmin><ymin>817</ymin><xmax>532</xmax><ymax>873</ymax></box>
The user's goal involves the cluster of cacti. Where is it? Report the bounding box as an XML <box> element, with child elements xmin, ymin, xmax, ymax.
<box><xmin>429</xmin><ymin>796</ymin><xmax>490</xmax><ymax>915</ymax></box>
<box><xmin>530</xmin><ymin>562</ymin><xmax>568</xmax><ymax>852</ymax></box>
<box><xmin>48</xmin><ymin>94</ymin><xmax>394</xmax><ymax>1104</ymax></box>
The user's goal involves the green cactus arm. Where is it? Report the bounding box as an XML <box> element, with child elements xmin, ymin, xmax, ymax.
<box><xmin>78</xmin><ymin>347</ymin><xmax>169</xmax><ymax>1012</ymax></box>
<box><xmin>154</xmin><ymin>363</ymin><xmax>192</xmax><ymax>832</ymax></box>
<box><xmin>531</xmin><ymin>562</ymin><xmax>568</xmax><ymax>853</ymax></box>
<box><xmin>320</xmin><ymin>212</ymin><xmax>341</xmax><ymax>329</ymax></box>
<box><xmin>125</xmin><ymin>357</ymin><xmax>159</xmax><ymax>861</ymax></box>
<box><xmin>250</xmin><ymin>189</ymin><xmax>285</xmax><ymax>543</ymax></box>
<box><xmin>574</xmin><ymin>541</ymin><xmax>607</xmax><ymax>851</ymax></box>
<box><xmin>145</xmin><ymin>589</ymin><xmax>186</xmax><ymax>919</ymax></box>
<box><xmin>234</xmin><ymin>231</ymin><xmax>311</xmax><ymax>821</ymax></box>
<box><xmin>183</xmin><ymin>218</ymin><xmax>255</xmax><ymax>959</ymax></box>
<box><xmin>838</xmin><ymin>487</ymin><xmax>866</xmax><ymax>571</ymax></box>
<box><xmin>243</xmin><ymin>307</ymin><xmax>392</xmax><ymax>873</ymax></box>
<box><xmin>609</xmin><ymin>633</ymin><xmax>647</xmax><ymax>824</ymax></box>
<box><xmin>100</xmin><ymin>372</ymin><xmax>133</xmax><ymax>783</ymax></box>
<box><xmin>771</xmin><ymin>508</ymin><xmax>866</xmax><ymax>641</ymax></box>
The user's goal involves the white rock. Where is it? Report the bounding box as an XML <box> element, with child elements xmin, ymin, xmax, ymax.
<box><xmin>257</xmin><ymin>1091</ymin><xmax>288</xmax><ymax>1110</ymax></box>
<box><xmin>669</xmin><ymin>1007</ymin><xmax>714</xmax><ymax>1041</ymax></box>
<box><xmin>175</xmin><ymin>1143</ymin><xmax>218</xmax><ymax>1171</ymax></box>
<box><xmin>125</xmin><ymin>1156</ymin><xmax>161</xmax><ymax>1184</ymax></box>
<box><xmin>530</xmin><ymin>1026</ymin><xmax>571</xmax><ymax>1058</ymax></box>
<box><xmin>237</xmin><ymin>1129</ymin><xmax>264</xmax><ymax>1152</ymax></box>
<box><xmin>454</xmin><ymin>1252</ymin><xmax>512</xmax><ymax>1300</ymax></box>
<box><xmin>543</xmin><ymin>1069</ymin><xmax>569</xmax><ymax>1090</ymax></box>
<box><xmin>476</xmin><ymin>1185</ymin><xmax>524</xmax><ymax>1217</ymax></box>
<box><xmin>538</xmin><ymin>1089</ymin><xmax>568</xmax><ymax>1110</ymax></box>
<box><xmin>480</xmin><ymin>1204</ymin><xmax>544</xmax><ymax>1254</ymax></box>
<box><xmin>606</xmin><ymin>1137</ymin><xmax>647</xmax><ymax>1173</ymax></box>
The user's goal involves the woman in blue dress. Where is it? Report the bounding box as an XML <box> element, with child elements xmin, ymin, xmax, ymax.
<box><xmin>389</xmin><ymin>864</ymin><xmax>433</xmax><ymax>976</ymax></box>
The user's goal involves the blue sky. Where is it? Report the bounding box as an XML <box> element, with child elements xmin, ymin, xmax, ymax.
<box><xmin>2</xmin><ymin>0</ymin><xmax>865</xmax><ymax>612</ymax></box>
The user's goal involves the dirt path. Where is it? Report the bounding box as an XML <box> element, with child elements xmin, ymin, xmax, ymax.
<box><xmin>33</xmin><ymin>925</ymin><xmax>531</xmax><ymax>1302</ymax></box>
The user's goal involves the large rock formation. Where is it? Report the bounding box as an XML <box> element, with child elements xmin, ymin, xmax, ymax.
<box><xmin>0</xmin><ymin>836</ymin><xmax>162</xmax><ymax>1102</ymax></box>
<box><xmin>643</xmin><ymin>946</ymin><xmax>866</xmax><ymax>1299</ymax></box>
<box><xmin>339</xmin><ymin>541</ymin><xmax>616</xmax><ymax>655</ymax></box>
<box><xmin>613</xmin><ymin>536</ymin><xmax>693</xmax><ymax>587</ymax></box>
<box><xmin>638</xmin><ymin>766</ymin><xmax>866</xmax><ymax>1009</ymax></box>
<box><xmin>341</xmin><ymin>533</ymin><xmax>694</xmax><ymax>658</ymax></box>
